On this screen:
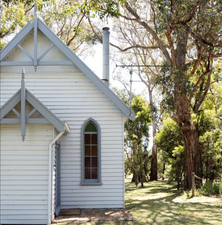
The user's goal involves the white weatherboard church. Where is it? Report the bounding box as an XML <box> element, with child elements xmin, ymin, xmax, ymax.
<box><xmin>0</xmin><ymin>14</ymin><xmax>135</xmax><ymax>225</ymax></box>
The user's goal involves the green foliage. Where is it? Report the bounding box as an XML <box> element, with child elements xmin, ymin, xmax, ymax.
<box><xmin>123</xmin><ymin>94</ymin><xmax>151</xmax><ymax>185</ymax></box>
<box><xmin>168</xmin><ymin>145</ymin><xmax>185</xmax><ymax>181</ymax></box>
<box><xmin>0</xmin><ymin>1</ymin><xmax>27</xmax><ymax>39</ymax></box>
<box><xmin>198</xmin><ymin>181</ymin><xmax>222</xmax><ymax>196</ymax></box>
<box><xmin>80</xmin><ymin>0</ymin><xmax>121</xmax><ymax>20</ymax></box>
<box><xmin>155</xmin><ymin>118</ymin><xmax>184</xmax><ymax>183</ymax></box>
<box><xmin>199</xmin><ymin>128</ymin><xmax>222</xmax><ymax>182</ymax></box>
<box><xmin>155</xmin><ymin>117</ymin><xmax>183</xmax><ymax>158</ymax></box>
<box><xmin>125</xmin><ymin>95</ymin><xmax>151</xmax><ymax>146</ymax></box>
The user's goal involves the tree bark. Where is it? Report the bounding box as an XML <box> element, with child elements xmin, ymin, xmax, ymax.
<box><xmin>150</xmin><ymin>141</ymin><xmax>158</xmax><ymax>180</ymax></box>
<box><xmin>177</xmin><ymin>95</ymin><xmax>202</xmax><ymax>190</ymax></box>
<box><xmin>173</xmin><ymin>30</ymin><xmax>201</xmax><ymax>190</ymax></box>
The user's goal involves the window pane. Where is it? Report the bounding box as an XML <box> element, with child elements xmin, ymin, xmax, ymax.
<box><xmin>92</xmin><ymin>169</ymin><xmax>98</xmax><ymax>179</ymax></box>
<box><xmin>85</xmin><ymin>134</ymin><xmax>90</xmax><ymax>144</ymax></box>
<box><xmin>85</xmin><ymin>123</ymin><xmax>97</xmax><ymax>132</ymax></box>
<box><xmin>92</xmin><ymin>146</ymin><xmax>97</xmax><ymax>156</ymax></box>
<box><xmin>85</xmin><ymin>169</ymin><xmax>90</xmax><ymax>179</ymax></box>
<box><xmin>92</xmin><ymin>134</ymin><xmax>97</xmax><ymax>144</ymax></box>
<box><xmin>85</xmin><ymin>146</ymin><xmax>90</xmax><ymax>156</ymax></box>
<box><xmin>85</xmin><ymin>157</ymin><xmax>90</xmax><ymax>167</ymax></box>
<box><xmin>92</xmin><ymin>157</ymin><xmax>97</xmax><ymax>167</ymax></box>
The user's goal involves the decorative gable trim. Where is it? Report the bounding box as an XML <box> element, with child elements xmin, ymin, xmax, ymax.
<box><xmin>0</xmin><ymin>89</ymin><xmax>21</xmax><ymax>119</ymax></box>
<box><xmin>0</xmin><ymin>21</ymin><xmax>33</xmax><ymax>61</ymax></box>
<box><xmin>0</xmin><ymin>88</ymin><xmax>70</xmax><ymax>134</ymax></box>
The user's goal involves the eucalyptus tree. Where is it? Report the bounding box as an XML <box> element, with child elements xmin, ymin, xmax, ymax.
<box><xmin>81</xmin><ymin>0</ymin><xmax>222</xmax><ymax>189</ymax></box>
<box><xmin>0</xmin><ymin>0</ymin><xmax>95</xmax><ymax>54</ymax></box>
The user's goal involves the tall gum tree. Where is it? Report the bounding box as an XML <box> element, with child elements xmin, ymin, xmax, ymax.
<box><xmin>81</xmin><ymin>0</ymin><xmax>222</xmax><ymax>189</ymax></box>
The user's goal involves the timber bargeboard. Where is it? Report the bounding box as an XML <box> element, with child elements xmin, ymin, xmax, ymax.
<box><xmin>0</xmin><ymin>87</ymin><xmax>70</xmax><ymax>133</ymax></box>
<box><xmin>0</xmin><ymin>17</ymin><xmax>135</xmax><ymax>120</ymax></box>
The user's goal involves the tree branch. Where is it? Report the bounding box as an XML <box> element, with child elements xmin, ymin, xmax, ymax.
<box><xmin>190</xmin><ymin>68</ymin><xmax>211</xmax><ymax>100</ymax></box>
<box><xmin>122</xmin><ymin>2</ymin><xmax>172</xmax><ymax>65</ymax></box>
<box><xmin>88</xmin><ymin>18</ymin><xmax>168</xmax><ymax>52</ymax></box>
<box><xmin>67</xmin><ymin>14</ymin><xmax>85</xmax><ymax>46</ymax></box>
<box><xmin>193</xmin><ymin>73</ymin><xmax>211</xmax><ymax>113</ymax></box>
<box><xmin>166</xmin><ymin>25</ymin><xmax>176</xmax><ymax>64</ymax></box>
<box><xmin>189</xmin><ymin>53</ymin><xmax>202</xmax><ymax>78</ymax></box>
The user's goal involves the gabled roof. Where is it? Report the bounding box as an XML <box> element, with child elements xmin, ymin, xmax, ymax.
<box><xmin>0</xmin><ymin>88</ymin><xmax>70</xmax><ymax>133</ymax></box>
<box><xmin>0</xmin><ymin>18</ymin><xmax>135</xmax><ymax>120</ymax></box>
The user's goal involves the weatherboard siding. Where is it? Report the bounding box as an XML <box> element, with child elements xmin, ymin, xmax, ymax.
<box><xmin>0</xmin><ymin>124</ymin><xmax>53</xmax><ymax>224</ymax></box>
<box><xmin>0</xmin><ymin>65</ymin><xmax>125</xmax><ymax>209</ymax></box>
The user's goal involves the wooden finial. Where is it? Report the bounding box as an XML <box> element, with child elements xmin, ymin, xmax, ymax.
<box><xmin>22</xmin><ymin>67</ymin><xmax>25</xmax><ymax>79</ymax></box>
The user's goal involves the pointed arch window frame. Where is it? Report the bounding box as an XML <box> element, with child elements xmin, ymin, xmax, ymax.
<box><xmin>80</xmin><ymin>118</ymin><xmax>102</xmax><ymax>186</ymax></box>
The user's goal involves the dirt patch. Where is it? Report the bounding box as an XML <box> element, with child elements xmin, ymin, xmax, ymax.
<box><xmin>52</xmin><ymin>209</ymin><xmax>133</xmax><ymax>224</ymax></box>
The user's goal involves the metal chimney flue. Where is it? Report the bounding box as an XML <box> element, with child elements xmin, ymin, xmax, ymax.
<box><xmin>102</xmin><ymin>27</ymin><xmax>110</xmax><ymax>87</ymax></box>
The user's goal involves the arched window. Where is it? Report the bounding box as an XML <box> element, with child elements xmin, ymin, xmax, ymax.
<box><xmin>80</xmin><ymin>118</ymin><xmax>102</xmax><ymax>185</ymax></box>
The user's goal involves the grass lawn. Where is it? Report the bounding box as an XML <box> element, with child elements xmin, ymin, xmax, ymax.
<box><xmin>124</xmin><ymin>177</ymin><xmax>222</xmax><ymax>225</ymax></box>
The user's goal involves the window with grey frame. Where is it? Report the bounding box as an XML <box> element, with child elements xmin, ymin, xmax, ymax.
<box><xmin>80</xmin><ymin>118</ymin><xmax>102</xmax><ymax>185</ymax></box>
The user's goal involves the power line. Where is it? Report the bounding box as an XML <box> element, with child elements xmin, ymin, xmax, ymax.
<box><xmin>116</xmin><ymin>64</ymin><xmax>170</xmax><ymax>68</ymax></box>
<box><xmin>116</xmin><ymin>64</ymin><xmax>170</xmax><ymax>115</ymax></box>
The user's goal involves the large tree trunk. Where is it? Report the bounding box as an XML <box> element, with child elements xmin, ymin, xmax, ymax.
<box><xmin>174</xmin><ymin>30</ymin><xmax>202</xmax><ymax>190</ymax></box>
<box><xmin>177</xmin><ymin>96</ymin><xmax>202</xmax><ymax>190</ymax></box>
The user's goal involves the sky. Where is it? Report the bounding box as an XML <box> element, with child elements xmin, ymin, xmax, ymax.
<box><xmin>81</xmin><ymin>42</ymin><xmax>149</xmax><ymax>97</ymax></box>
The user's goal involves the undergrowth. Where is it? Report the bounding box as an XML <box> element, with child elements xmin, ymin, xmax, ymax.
<box><xmin>197</xmin><ymin>181</ymin><xmax>222</xmax><ymax>196</ymax></box>
<box><xmin>184</xmin><ymin>181</ymin><xmax>222</xmax><ymax>197</ymax></box>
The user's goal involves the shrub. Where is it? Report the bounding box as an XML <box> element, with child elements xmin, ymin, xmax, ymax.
<box><xmin>198</xmin><ymin>181</ymin><xmax>222</xmax><ymax>196</ymax></box>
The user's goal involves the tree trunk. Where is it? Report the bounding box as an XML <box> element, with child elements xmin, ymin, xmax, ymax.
<box><xmin>150</xmin><ymin>121</ymin><xmax>158</xmax><ymax>180</ymax></box>
<box><xmin>174</xmin><ymin>30</ymin><xmax>202</xmax><ymax>190</ymax></box>
<box><xmin>139</xmin><ymin>146</ymin><xmax>144</xmax><ymax>187</ymax></box>
<box><xmin>148</xmin><ymin>87</ymin><xmax>158</xmax><ymax>181</ymax></box>
<box><xmin>131</xmin><ymin>170</ymin><xmax>136</xmax><ymax>182</ymax></box>
<box><xmin>162</xmin><ymin>150</ymin><xmax>165</xmax><ymax>180</ymax></box>
<box><xmin>150</xmin><ymin>144</ymin><xmax>157</xmax><ymax>180</ymax></box>
<box><xmin>177</xmin><ymin>95</ymin><xmax>202</xmax><ymax>190</ymax></box>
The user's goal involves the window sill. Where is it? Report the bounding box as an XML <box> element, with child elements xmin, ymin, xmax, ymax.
<box><xmin>80</xmin><ymin>182</ymin><xmax>103</xmax><ymax>186</ymax></box>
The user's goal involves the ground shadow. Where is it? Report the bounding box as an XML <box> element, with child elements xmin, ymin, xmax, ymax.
<box><xmin>125</xmin><ymin>179</ymin><xmax>222</xmax><ymax>225</ymax></box>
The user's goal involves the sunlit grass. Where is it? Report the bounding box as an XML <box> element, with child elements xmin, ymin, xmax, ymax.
<box><xmin>124</xmin><ymin>177</ymin><xmax>222</xmax><ymax>225</ymax></box>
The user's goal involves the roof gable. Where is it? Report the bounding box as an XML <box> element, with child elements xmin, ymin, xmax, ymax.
<box><xmin>0</xmin><ymin>17</ymin><xmax>135</xmax><ymax>119</ymax></box>
<box><xmin>0</xmin><ymin>88</ymin><xmax>70</xmax><ymax>134</ymax></box>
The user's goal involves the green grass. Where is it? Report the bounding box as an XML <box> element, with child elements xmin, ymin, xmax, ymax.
<box><xmin>62</xmin><ymin>177</ymin><xmax>222</xmax><ymax>225</ymax></box>
<box><xmin>124</xmin><ymin>177</ymin><xmax>222</xmax><ymax>225</ymax></box>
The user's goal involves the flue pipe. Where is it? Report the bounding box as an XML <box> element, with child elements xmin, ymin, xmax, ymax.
<box><xmin>102</xmin><ymin>27</ymin><xmax>110</xmax><ymax>87</ymax></box>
